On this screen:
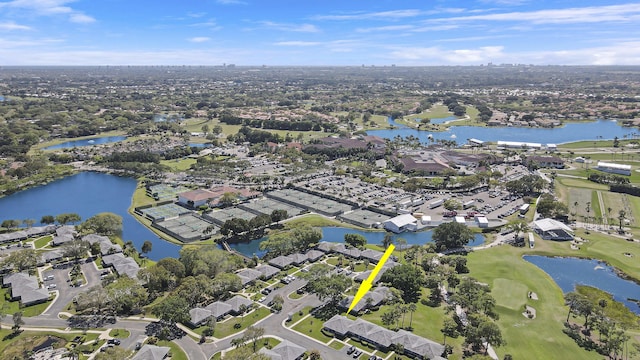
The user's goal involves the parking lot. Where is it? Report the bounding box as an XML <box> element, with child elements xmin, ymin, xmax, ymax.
<box><xmin>39</xmin><ymin>260</ymin><xmax>102</xmax><ymax>317</ymax></box>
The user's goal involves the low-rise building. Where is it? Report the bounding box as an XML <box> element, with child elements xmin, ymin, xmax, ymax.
<box><xmin>596</xmin><ymin>161</ymin><xmax>632</xmax><ymax>176</ymax></box>
<box><xmin>383</xmin><ymin>214</ymin><xmax>418</xmax><ymax>233</ymax></box>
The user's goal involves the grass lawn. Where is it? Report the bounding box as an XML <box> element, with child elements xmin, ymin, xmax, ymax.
<box><xmin>33</xmin><ymin>235</ymin><xmax>52</xmax><ymax>249</ymax></box>
<box><xmin>0</xmin><ymin>330</ymin><xmax>100</xmax><ymax>359</ymax></box>
<box><xmin>284</xmin><ymin>214</ymin><xmax>363</xmax><ymax>230</ymax></box>
<box><xmin>467</xmin><ymin>242</ymin><xmax>640</xmax><ymax>360</ymax></box>
<box><xmin>291</xmin><ymin>315</ymin><xmax>334</xmax><ymax>344</ymax></box>
<box><xmin>160</xmin><ymin>158</ymin><xmax>197</xmax><ymax>172</ymax></box>
<box><xmin>156</xmin><ymin>340</ymin><xmax>188</xmax><ymax>360</ymax></box>
<box><xmin>591</xmin><ymin>190</ymin><xmax>603</xmax><ymax>219</ymax></box>
<box><xmin>108</xmin><ymin>328</ymin><xmax>130</xmax><ymax>338</ymax></box>
<box><xmin>0</xmin><ymin>288</ymin><xmax>53</xmax><ymax>317</ymax></box>
<box><xmin>214</xmin><ymin>307</ymin><xmax>271</xmax><ymax>338</ymax></box>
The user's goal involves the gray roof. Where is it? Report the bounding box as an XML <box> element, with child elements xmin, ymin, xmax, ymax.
<box><xmin>263</xmin><ymin>340</ymin><xmax>306</xmax><ymax>360</ymax></box>
<box><xmin>305</xmin><ymin>249</ymin><xmax>324</xmax><ymax>261</ymax></box>
<box><xmin>316</xmin><ymin>242</ymin><xmax>336</xmax><ymax>253</ymax></box>
<box><xmin>255</xmin><ymin>264</ymin><xmax>280</xmax><ymax>279</ymax></box>
<box><xmin>288</xmin><ymin>253</ymin><xmax>308</xmax><ymax>265</ymax></box>
<box><xmin>102</xmin><ymin>253</ymin><xmax>140</xmax><ymax>278</ymax></box>
<box><xmin>360</xmin><ymin>249</ymin><xmax>384</xmax><ymax>262</ymax></box>
<box><xmin>268</xmin><ymin>255</ymin><xmax>294</xmax><ymax>269</ymax></box>
<box><xmin>189</xmin><ymin>308</ymin><xmax>212</xmax><ymax>326</ymax></box>
<box><xmin>56</xmin><ymin>225</ymin><xmax>76</xmax><ymax>237</ymax></box>
<box><xmin>236</xmin><ymin>268</ymin><xmax>262</xmax><ymax>285</ymax></box>
<box><xmin>3</xmin><ymin>272</ymin><xmax>49</xmax><ymax>305</ymax></box>
<box><xmin>132</xmin><ymin>344</ymin><xmax>170</xmax><ymax>360</ymax></box>
<box><xmin>51</xmin><ymin>234</ymin><xmax>74</xmax><ymax>246</ymax></box>
<box><xmin>323</xmin><ymin>315</ymin><xmax>444</xmax><ymax>358</ymax></box>
<box><xmin>25</xmin><ymin>225</ymin><xmax>56</xmax><ymax>237</ymax></box>
<box><xmin>226</xmin><ymin>295</ymin><xmax>253</xmax><ymax>313</ymax></box>
<box><xmin>40</xmin><ymin>249</ymin><xmax>64</xmax><ymax>263</ymax></box>
<box><xmin>204</xmin><ymin>301</ymin><xmax>232</xmax><ymax>319</ymax></box>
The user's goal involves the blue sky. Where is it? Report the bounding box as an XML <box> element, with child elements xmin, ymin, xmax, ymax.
<box><xmin>1</xmin><ymin>0</ymin><xmax>640</xmax><ymax>65</ymax></box>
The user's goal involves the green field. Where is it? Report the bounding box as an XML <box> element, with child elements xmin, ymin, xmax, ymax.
<box><xmin>468</xmin><ymin>246</ymin><xmax>604</xmax><ymax>360</ymax></box>
<box><xmin>214</xmin><ymin>307</ymin><xmax>271</xmax><ymax>338</ymax></box>
<box><xmin>160</xmin><ymin>158</ymin><xmax>197</xmax><ymax>172</ymax></box>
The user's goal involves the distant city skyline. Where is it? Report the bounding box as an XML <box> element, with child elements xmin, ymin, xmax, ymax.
<box><xmin>1</xmin><ymin>0</ymin><xmax>640</xmax><ymax>66</ymax></box>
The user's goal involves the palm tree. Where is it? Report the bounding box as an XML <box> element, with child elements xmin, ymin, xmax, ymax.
<box><xmin>618</xmin><ymin>210</ymin><xmax>626</xmax><ymax>231</ymax></box>
<box><xmin>508</xmin><ymin>221</ymin><xmax>529</xmax><ymax>243</ymax></box>
<box><xmin>407</xmin><ymin>303</ymin><xmax>417</xmax><ymax>329</ymax></box>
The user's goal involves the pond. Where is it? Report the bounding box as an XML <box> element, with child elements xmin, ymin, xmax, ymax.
<box><xmin>524</xmin><ymin>255</ymin><xmax>640</xmax><ymax>314</ymax></box>
<box><xmin>43</xmin><ymin>136</ymin><xmax>127</xmax><ymax>150</ymax></box>
<box><xmin>0</xmin><ymin>172</ymin><xmax>180</xmax><ymax>260</ymax></box>
<box><xmin>226</xmin><ymin>226</ymin><xmax>485</xmax><ymax>258</ymax></box>
<box><xmin>371</xmin><ymin>118</ymin><xmax>637</xmax><ymax>144</ymax></box>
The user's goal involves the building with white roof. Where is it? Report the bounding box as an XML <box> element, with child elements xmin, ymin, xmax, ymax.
<box><xmin>533</xmin><ymin>218</ymin><xmax>574</xmax><ymax>240</ymax></box>
<box><xmin>383</xmin><ymin>214</ymin><xmax>417</xmax><ymax>233</ymax></box>
<box><xmin>596</xmin><ymin>161</ymin><xmax>632</xmax><ymax>176</ymax></box>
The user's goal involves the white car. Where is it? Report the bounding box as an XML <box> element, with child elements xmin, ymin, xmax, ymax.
<box><xmin>258</xmin><ymin>296</ymin><xmax>266</xmax><ymax>303</ymax></box>
<box><xmin>47</xmin><ymin>284</ymin><xmax>57</xmax><ymax>289</ymax></box>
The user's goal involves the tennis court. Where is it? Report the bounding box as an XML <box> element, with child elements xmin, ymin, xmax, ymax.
<box><xmin>140</xmin><ymin>203</ymin><xmax>191</xmax><ymax>221</ymax></box>
<box><xmin>204</xmin><ymin>207</ymin><xmax>257</xmax><ymax>225</ymax></box>
<box><xmin>239</xmin><ymin>198</ymin><xmax>302</xmax><ymax>217</ymax></box>
<box><xmin>153</xmin><ymin>213</ymin><xmax>215</xmax><ymax>242</ymax></box>
<box><xmin>147</xmin><ymin>184</ymin><xmax>190</xmax><ymax>201</ymax></box>
<box><xmin>266</xmin><ymin>189</ymin><xmax>353</xmax><ymax>216</ymax></box>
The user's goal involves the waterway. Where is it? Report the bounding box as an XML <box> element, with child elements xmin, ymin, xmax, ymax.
<box><xmin>226</xmin><ymin>226</ymin><xmax>485</xmax><ymax>258</ymax></box>
<box><xmin>0</xmin><ymin>172</ymin><xmax>180</xmax><ymax>260</ymax></box>
<box><xmin>372</xmin><ymin>118</ymin><xmax>637</xmax><ymax>144</ymax></box>
<box><xmin>43</xmin><ymin>136</ymin><xmax>127</xmax><ymax>150</ymax></box>
<box><xmin>524</xmin><ymin>255</ymin><xmax>640</xmax><ymax>314</ymax></box>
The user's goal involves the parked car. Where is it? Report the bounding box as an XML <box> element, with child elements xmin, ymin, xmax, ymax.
<box><xmin>347</xmin><ymin>346</ymin><xmax>356</xmax><ymax>355</ymax></box>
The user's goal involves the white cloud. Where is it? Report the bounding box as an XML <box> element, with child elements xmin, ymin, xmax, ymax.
<box><xmin>391</xmin><ymin>45</ymin><xmax>505</xmax><ymax>63</ymax></box>
<box><xmin>0</xmin><ymin>21</ymin><xmax>31</xmax><ymax>30</ymax></box>
<box><xmin>355</xmin><ymin>25</ymin><xmax>415</xmax><ymax>33</ymax></box>
<box><xmin>274</xmin><ymin>41</ymin><xmax>321</xmax><ymax>46</ymax></box>
<box><xmin>258</xmin><ymin>21</ymin><xmax>320</xmax><ymax>33</ymax></box>
<box><xmin>0</xmin><ymin>0</ymin><xmax>95</xmax><ymax>23</ymax></box>
<box><xmin>313</xmin><ymin>9</ymin><xmax>425</xmax><ymax>21</ymax></box>
<box><xmin>188</xmin><ymin>37</ymin><xmax>211</xmax><ymax>43</ymax></box>
<box><xmin>69</xmin><ymin>13</ymin><xmax>95</xmax><ymax>24</ymax></box>
<box><xmin>431</xmin><ymin>3</ymin><xmax>640</xmax><ymax>24</ymax></box>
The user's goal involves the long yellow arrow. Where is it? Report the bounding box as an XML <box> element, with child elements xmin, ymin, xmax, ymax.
<box><xmin>347</xmin><ymin>244</ymin><xmax>395</xmax><ymax>314</ymax></box>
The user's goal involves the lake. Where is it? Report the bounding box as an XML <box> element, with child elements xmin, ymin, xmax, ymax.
<box><xmin>0</xmin><ymin>172</ymin><xmax>180</xmax><ymax>260</ymax></box>
<box><xmin>372</xmin><ymin>119</ymin><xmax>637</xmax><ymax>144</ymax></box>
<box><xmin>226</xmin><ymin>226</ymin><xmax>485</xmax><ymax>258</ymax></box>
<box><xmin>524</xmin><ymin>255</ymin><xmax>640</xmax><ymax>314</ymax></box>
<box><xmin>43</xmin><ymin>136</ymin><xmax>127</xmax><ymax>150</ymax></box>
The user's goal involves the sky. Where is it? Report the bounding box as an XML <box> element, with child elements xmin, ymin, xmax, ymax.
<box><xmin>1</xmin><ymin>0</ymin><xmax>640</xmax><ymax>66</ymax></box>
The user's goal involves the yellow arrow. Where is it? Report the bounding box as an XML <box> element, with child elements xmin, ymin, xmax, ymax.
<box><xmin>347</xmin><ymin>244</ymin><xmax>395</xmax><ymax>314</ymax></box>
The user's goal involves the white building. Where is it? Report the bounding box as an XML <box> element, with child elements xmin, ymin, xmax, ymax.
<box><xmin>383</xmin><ymin>214</ymin><xmax>417</xmax><ymax>233</ymax></box>
<box><xmin>596</xmin><ymin>161</ymin><xmax>632</xmax><ymax>176</ymax></box>
<box><xmin>533</xmin><ymin>218</ymin><xmax>574</xmax><ymax>240</ymax></box>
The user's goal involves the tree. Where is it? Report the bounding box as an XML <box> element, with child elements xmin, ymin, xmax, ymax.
<box><xmin>407</xmin><ymin>302</ymin><xmax>417</xmax><ymax>329</ymax></box>
<box><xmin>141</xmin><ymin>240</ymin><xmax>153</xmax><ymax>257</ymax></box>
<box><xmin>201</xmin><ymin>124</ymin><xmax>210</xmax><ymax>134</ymax></box>
<box><xmin>1</xmin><ymin>248</ymin><xmax>39</xmax><ymax>273</ymax></box>
<box><xmin>94</xmin><ymin>346</ymin><xmax>133</xmax><ymax>360</ymax></box>
<box><xmin>152</xmin><ymin>295</ymin><xmax>190</xmax><ymax>324</ymax></box>
<box><xmin>80</xmin><ymin>212</ymin><xmax>122</xmax><ymax>236</ymax></box>
<box><xmin>56</xmin><ymin>213</ymin><xmax>82</xmax><ymax>225</ymax></box>
<box><xmin>382</xmin><ymin>232</ymin><xmax>394</xmax><ymax>249</ymax></box>
<box><xmin>344</xmin><ymin>233</ymin><xmax>366</xmax><ymax>248</ymax></box>
<box><xmin>432</xmin><ymin>222</ymin><xmax>474</xmax><ymax>251</ymax></box>
<box><xmin>271</xmin><ymin>294</ymin><xmax>284</xmax><ymax>312</ymax></box>
<box><xmin>12</xmin><ymin>311</ymin><xmax>24</xmax><ymax>333</ymax></box>
<box><xmin>306</xmin><ymin>273</ymin><xmax>352</xmax><ymax>306</ymax></box>
<box><xmin>308</xmin><ymin>349</ymin><xmax>321</xmax><ymax>360</ymax></box>
<box><xmin>63</xmin><ymin>239</ymin><xmax>90</xmax><ymax>262</ymax></box>
<box><xmin>270</xmin><ymin>209</ymin><xmax>288</xmax><ymax>224</ymax></box>
<box><xmin>40</xmin><ymin>215</ymin><xmax>55</xmax><ymax>225</ymax></box>
<box><xmin>476</xmin><ymin>320</ymin><xmax>505</xmax><ymax>354</ymax></box>
<box><xmin>260</xmin><ymin>225</ymin><xmax>322</xmax><ymax>257</ymax></box>
<box><xmin>618</xmin><ymin>209</ymin><xmax>626</xmax><ymax>231</ymax></box>
<box><xmin>380</xmin><ymin>264</ymin><xmax>424</xmax><ymax>303</ymax></box>
<box><xmin>443</xmin><ymin>199</ymin><xmax>462</xmax><ymax>211</ymax></box>
<box><xmin>223</xmin><ymin>347</ymin><xmax>270</xmax><ymax>360</ymax></box>
<box><xmin>244</xmin><ymin>326</ymin><xmax>265</xmax><ymax>352</ymax></box>
<box><xmin>507</xmin><ymin>220</ymin><xmax>529</xmax><ymax>243</ymax></box>
<box><xmin>1</xmin><ymin>219</ymin><xmax>19</xmax><ymax>229</ymax></box>
<box><xmin>220</xmin><ymin>192</ymin><xmax>239</xmax><ymax>207</ymax></box>
<box><xmin>441</xmin><ymin>317</ymin><xmax>459</xmax><ymax>345</ymax></box>
<box><xmin>22</xmin><ymin>218</ymin><xmax>35</xmax><ymax>228</ymax></box>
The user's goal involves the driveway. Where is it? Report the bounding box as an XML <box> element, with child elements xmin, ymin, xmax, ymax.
<box><xmin>39</xmin><ymin>260</ymin><xmax>101</xmax><ymax>318</ymax></box>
